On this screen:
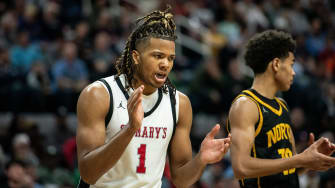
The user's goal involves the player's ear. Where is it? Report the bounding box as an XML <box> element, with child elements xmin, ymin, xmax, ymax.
<box><xmin>132</xmin><ymin>50</ymin><xmax>140</xmax><ymax>65</ymax></box>
<box><xmin>271</xmin><ymin>57</ymin><xmax>281</xmax><ymax>72</ymax></box>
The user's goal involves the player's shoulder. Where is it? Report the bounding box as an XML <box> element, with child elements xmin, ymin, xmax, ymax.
<box><xmin>229</xmin><ymin>95</ymin><xmax>259</xmax><ymax>118</ymax></box>
<box><xmin>232</xmin><ymin>94</ymin><xmax>258</xmax><ymax>109</ymax></box>
<box><xmin>177</xmin><ymin>90</ymin><xmax>190</xmax><ymax>107</ymax></box>
<box><xmin>228</xmin><ymin>94</ymin><xmax>260</xmax><ymax>127</ymax></box>
<box><xmin>76</xmin><ymin>81</ymin><xmax>110</xmax><ymax>120</ymax></box>
<box><xmin>83</xmin><ymin>81</ymin><xmax>107</xmax><ymax>95</ymax></box>
<box><xmin>78</xmin><ymin>81</ymin><xmax>109</xmax><ymax>104</ymax></box>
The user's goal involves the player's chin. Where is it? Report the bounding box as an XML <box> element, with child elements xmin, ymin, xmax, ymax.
<box><xmin>150</xmin><ymin>81</ymin><xmax>164</xmax><ymax>89</ymax></box>
<box><xmin>279</xmin><ymin>83</ymin><xmax>291</xmax><ymax>91</ymax></box>
<box><xmin>283</xmin><ymin>84</ymin><xmax>292</xmax><ymax>91</ymax></box>
<box><xmin>152</xmin><ymin>79</ymin><xmax>166</xmax><ymax>88</ymax></box>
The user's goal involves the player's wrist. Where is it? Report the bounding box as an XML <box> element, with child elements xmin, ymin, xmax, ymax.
<box><xmin>293</xmin><ymin>153</ymin><xmax>306</xmax><ymax>168</ymax></box>
<box><xmin>196</xmin><ymin>152</ymin><xmax>209</xmax><ymax>166</ymax></box>
<box><xmin>125</xmin><ymin>123</ymin><xmax>139</xmax><ymax>136</ymax></box>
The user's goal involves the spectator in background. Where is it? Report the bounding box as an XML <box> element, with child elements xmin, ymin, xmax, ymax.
<box><xmin>305</xmin><ymin>18</ymin><xmax>326</xmax><ymax>57</ymax></box>
<box><xmin>10</xmin><ymin>30</ymin><xmax>43</xmax><ymax>73</ymax></box>
<box><xmin>93</xmin><ymin>9</ymin><xmax>113</xmax><ymax>35</ymax></box>
<box><xmin>51</xmin><ymin>41</ymin><xmax>88</xmax><ymax>112</ymax></box>
<box><xmin>5</xmin><ymin>160</ymin><xmax>44</xmax><ymax>188</ymax></box>
<box><xmin>8</xmin><ymin>30</ymin><xmax>48</xmax><ymax>112</ymax></box>
<box><xmin>290</xmin><ymin>107</ymin><xmax>309</xmax><ymax>152</ymax></box>
<box><xmin>287</xmin><ymin>1</ymin><xmax>310</xmax><ymax>35</ymax></box>
<box><xmin>90</xmin><ymin>31</ymin><xmax>117</xmax><ymax>81</ymax></box>
<box><xmin>323</xmin><ymin>82</ymin><xmax>335</xmax><ymax>118</ymax></box>
<box><xmin>0</xmin><ymin>46</ymin><xmax>13</xmax><ymax>111</ymax></box>
<box><xmin>12</xmin><ymin>133</ymin><xmax>39</xmax><ymax>167</ymax></box>
<box><xmin>59</xmin><ymin>0</ymin><xmax>82</xmax><ymax>27</ymax></box>
<box><xmin>0</xmin><ymin>11</ymin><xmax>18</xmax><ymax>46</ymax></box>
<box><xmin>25</xmin><ymin>60</ymin><xmax>51</xmax><ymax>112</ymax></box>
<box><xmin>27</xmin><ymin>61</ymin><xmax>51</xmax><ymax>93</ymax></box>
<box><xmin>203</xmin><ymin>21</ymin><xmax>227</xmax><ymax>58</ymax></box>
<box><xmin>74</xmin><ymin>20</ymin><xmax>91</xmax><ymax>63</ymax></box>
<box><xmin>92</xmin><ymin>32</ymin><xmax>114</xmax><ymax>65</ymax></box>
<box><xmin>236</xmin><ymin>0</ymin><xmax>269</xmax><ymax>36</ymax></box>
<box><xmin>0</xmin><ymin>146</ymin><xmax>7</xmax><ymax>187</ymax></box>
<box><xmin>87</xmin><ymin>0</ymin><xmax>111</xmax><ymax>27</ymax></box>
<box><xmin>18</xmin><ymin>3</ymin><xmax>42</xmax><ymax>42</ymax></box>
<box><xmin>46</xmin><ymin>107</ymin><xmax>74</xmax><ymax>154</ymax></box>
<box><xmin>319</xmin><ymin>36</ymin><xmax>335</xmax><ymax>79</ymax></box>
<box><xmin>40</xmin><ymin>1</ymin><xmax>62</xmax><ymax>42</ymax></box>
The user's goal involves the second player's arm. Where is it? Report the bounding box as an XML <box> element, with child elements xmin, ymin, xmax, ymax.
<box><xmin>229</xmin><ymin>97</ymin><xmax>335</xmax><ymax>179</ymax></box>
<box><xmin>76</xmin><ymin>82</ymin><xmax>143</xmax><ymax>184</ymax></box>
<box><xmin>289</xmin><ymin>127</ymin><xmax>310</xmax><ymax>175</ymax></box>
<box><xmin>291</xmin><ymin>130</ymin><xmax>335</xmax><ymax>175</ymax></box>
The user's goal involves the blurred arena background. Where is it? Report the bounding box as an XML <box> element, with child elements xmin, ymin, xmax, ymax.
<box><xmin>0</xmin><ymin>0</ymin><xmax>334</xmax><ymax>187</ymax></box>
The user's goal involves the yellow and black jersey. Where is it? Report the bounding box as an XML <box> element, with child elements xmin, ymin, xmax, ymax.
<box><xmin>227</xmin><ymin>89</ymin><xmax>299</xmax><ymax>188</ymax></box>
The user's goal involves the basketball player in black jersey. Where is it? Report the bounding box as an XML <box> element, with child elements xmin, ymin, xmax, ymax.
<box><xmin>228</xmin><ymin>30</ymin><xmax>335</xmax><ymax>188</ymax></box>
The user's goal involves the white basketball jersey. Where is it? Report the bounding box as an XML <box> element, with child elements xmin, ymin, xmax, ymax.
<box><xmin>89</xmin><ymin>74</ymin><xmax>179</xmax><ymax>188</ymax></box>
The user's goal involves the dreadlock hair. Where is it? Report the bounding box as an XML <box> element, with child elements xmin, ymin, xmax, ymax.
<box><xmin>115</xmin><ymin>5</ymin><xmax>177</xmax><ymax>94</ymax></box>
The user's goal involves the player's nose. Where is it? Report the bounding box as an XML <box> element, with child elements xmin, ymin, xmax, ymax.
<box><xmin>159</xmin><ymin>58</ymin><xmax>169</xmax><ymax>70</ymax></box>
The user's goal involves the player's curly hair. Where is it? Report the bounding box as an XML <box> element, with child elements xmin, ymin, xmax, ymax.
<box><xmin>244</xmin><ymin>30</ymin><xmax>296</xmax><ymax>74</ymax></box>
<box><xmin>115</xmin><ymin>5</ymin><xmax>177</xmax><ymax>94</ymax></box>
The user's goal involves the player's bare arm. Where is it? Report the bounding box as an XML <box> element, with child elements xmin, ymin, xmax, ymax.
<box><xmin>230</xmin><ymin>96</ymin><xmax>335</xmax><ymax>179</ymax></box>
<box><xmin>76</xmin><ymin>82</ymin><xmax>144</xmax><ymax>184</ymax></box>
<box><xmin>169</xmin><ymin>92</ymin><xmax>231</xmax><ymax>187</ymax></box>
<box><xmin>289</xmin><ymin>127</ymin><xmax>313</xmax><ymax>175</ymax></box>
<box><xmin>289</xmin><ymin>121</ymin><xmax>335</xmax><ymax>174</ymax></box>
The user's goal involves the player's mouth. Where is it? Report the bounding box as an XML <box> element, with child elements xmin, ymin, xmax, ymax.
<box><xmin>154</xmin><ymin>72</ymin><xmax>167</xmax><ymax>83</ymax></box>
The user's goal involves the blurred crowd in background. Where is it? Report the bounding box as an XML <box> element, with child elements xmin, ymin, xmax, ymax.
<box><xmin>0</xmin><ymin>0</ymin><xmax>334</xmax><ymax>187</ymax></box>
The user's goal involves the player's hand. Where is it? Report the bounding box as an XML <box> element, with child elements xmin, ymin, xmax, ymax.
<box><xmin>127</xmin><ymin>85</ymin><xmax>144</xmax><ymax>131</ymax></box>
<box><xmin>199</xmin><ymin>124</ymin><xmax>231</xmax><ymax>165</ymax></box>
<box><xmin>300</xmin><ymin>137</ymin><xmax>335</xmax><ymax>171</ymax></box>
<box><xmin>307</xmin><ymin>133</ymin><xmax>335</xmax><ymax>156</ymax></box>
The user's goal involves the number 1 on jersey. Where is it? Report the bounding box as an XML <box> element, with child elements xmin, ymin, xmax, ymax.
<box><xmin>136</xmin><ymin>144</ymin><xmax>146</xmax><ymax>173</ymax></box>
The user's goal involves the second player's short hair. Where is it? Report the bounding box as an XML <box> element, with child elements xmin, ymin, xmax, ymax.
<box><xmin>244</xmin><ymin>30</ymin><xmax>296</xmax><ymax>74</ymax></box>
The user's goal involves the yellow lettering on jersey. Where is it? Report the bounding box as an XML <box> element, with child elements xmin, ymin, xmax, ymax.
<box><xmin>266</xmin><ymin>123</ymin><xmax>292</xmax><ymax>148</ymax></box>
<box><xmin>276</xmin><ymin>126</ymin><xmax>282</xmax><ymax>141</ymax></box>
<box><xmin>286</xmin><ymin>124</ymin><xmax>292</xmax><ymax>140</ymax></box>
<box><xmin>278</xmin><ymin>148</ymin><xmax>296</xmax><ymax>175</ymax></box>
<box><xmin>267</xmin><ymin>130</ymin><xmax>277</xmax><ymax>148</ymax></box>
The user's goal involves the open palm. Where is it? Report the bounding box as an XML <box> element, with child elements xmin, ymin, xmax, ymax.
<box><xmin>127</xmin><ymin>86</ymin><xmax>144</xmax><ymax>130</ymax></box>
<box><xmin>200</xmin><ymin>124</ymin><xmax>231</xmax><ymax>164</ymax></box>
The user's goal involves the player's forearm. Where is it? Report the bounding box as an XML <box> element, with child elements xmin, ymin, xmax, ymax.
<box><xmin>233</xmin><ymin>154</ymin><xmax>304</xmax><ymax>179</ymax></box>
<box><xmin>171</xmin><ymin>154</ymin><xmax>207</xmax><ymax>187</ymax></box>
<box><xmin>79</xmin><ymin>125</ymin><xmax>137</xmax><ymax>184</ymax></box>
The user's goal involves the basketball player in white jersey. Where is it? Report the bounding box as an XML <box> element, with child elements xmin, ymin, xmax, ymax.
<box><xmin>76</xmin><ymin>6</ymin><xmax>231</xmax><ymax>188</ymax></box>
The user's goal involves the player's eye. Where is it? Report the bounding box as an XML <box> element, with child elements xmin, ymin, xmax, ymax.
<box><xmin>154</xmin><ymin>54</ymin><xmax>162</xmax><ymax>59</ymax></box>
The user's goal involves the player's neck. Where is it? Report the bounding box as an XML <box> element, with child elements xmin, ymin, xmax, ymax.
<box><xmin>252</xmin><ymin>74</ymin><xmax>278</xmax><ymax>99</ymax></box>
<box><xmin>131</xmin><ymin>76</ymin><xmax>157</xmax><ymax>96</ymax></box>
